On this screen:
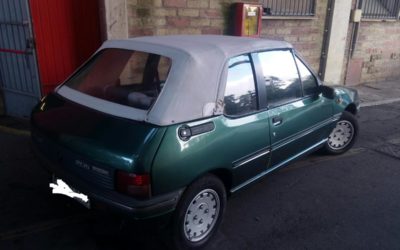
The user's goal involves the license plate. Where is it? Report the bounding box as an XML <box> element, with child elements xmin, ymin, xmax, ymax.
<box><xmin>50</xmin><ymin>177</ymin><xmax>91</xmax><ymax>209</ymax></box>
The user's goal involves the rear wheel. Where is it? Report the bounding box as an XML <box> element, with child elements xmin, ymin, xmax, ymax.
<box><xmin>168</xmin><ymin>174</ymin><xmax>226</xmax><ymax>250</ymax></box>
<box><xmin>324</xmin><ymin>111</ymin><xmax>358</xmax><ymax>155</ymax></box>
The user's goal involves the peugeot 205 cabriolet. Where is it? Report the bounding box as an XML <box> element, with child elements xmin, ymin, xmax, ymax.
<box><xmin>31</xmin><ymin>35</ymin><xmax>359</xmax><ymax>249</ymax></box>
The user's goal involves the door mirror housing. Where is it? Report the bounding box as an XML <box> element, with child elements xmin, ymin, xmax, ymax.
<box><xmin>319</xmin><ymin>85</ymin><xmax>335</xmax><ymax>99</ymax></box>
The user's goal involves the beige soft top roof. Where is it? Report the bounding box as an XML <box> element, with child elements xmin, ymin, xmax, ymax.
<box><xmin>58</xmin><ymin>35</ymin><xmax>292</xmax><ymax>126</ymax></box>
<box><xmin>130</xmin><ymin>35</ymin><xmax>292</xmax><ymax>59</ymax></box>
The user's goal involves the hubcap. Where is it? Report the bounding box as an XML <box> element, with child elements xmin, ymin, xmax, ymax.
<box><xmin>183</xmin><ymin>189</ymin><xmax>220</xmax><ymax>242</ymax></box>
<box><xmin>328</xmin><ymin>120</ymin><xmax>354</xmax><ymax>150</ymax></box>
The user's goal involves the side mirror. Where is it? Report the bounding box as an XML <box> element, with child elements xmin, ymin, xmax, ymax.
<box><xmin>319</xmin><ymin>85</ymin><xmax>335</xmax><ymax>99</ymax></box>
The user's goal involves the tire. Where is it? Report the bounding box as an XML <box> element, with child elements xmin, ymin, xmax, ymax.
<box><xmin>324</xmin><ymin>111</ymin><xmax>358</xmax><ymax>155</ymax></box>
<box><xmin>167</xmin><ymin>174</ymin><xmax>226</xmax><ymax>250</ymax></box>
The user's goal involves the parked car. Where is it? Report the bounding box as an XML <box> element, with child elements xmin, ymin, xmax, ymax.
<box><xmin>31</xmin><ymin>35</ymin><xmax>359</xmax><ymax>249</ymax></box>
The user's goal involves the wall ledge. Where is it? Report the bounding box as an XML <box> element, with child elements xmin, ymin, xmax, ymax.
<box><xmin>262</xmin><ymin>16</ymin><xmax>317</xmax><ymax>20</ymax></box>
<box><xmin>361</xmin><ymin>18</ymin><xmax>398</xmax><ymax>22</ymax></box>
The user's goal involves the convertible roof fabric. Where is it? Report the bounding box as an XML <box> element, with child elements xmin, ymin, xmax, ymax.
<box><xmin>58</xmin><ymin>35</ymin><xmax>292</xmax><ymax>126</ymax></box>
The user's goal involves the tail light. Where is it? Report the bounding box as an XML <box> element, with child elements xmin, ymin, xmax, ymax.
<box><xmin>115</xmin><ymin>171</ymin><xmax>151</xmax><ymax>199</ymax></box>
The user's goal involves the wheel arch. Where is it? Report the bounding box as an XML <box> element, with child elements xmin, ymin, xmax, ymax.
<box><xmin>345</xmin><ymin>103</ymin><xmax>358</xmax><ymax>115</ymax></box>
<box><xmin>208</xmin><ymin>168</ymin><xmax>233</xmax><ymax>196</ymax></box>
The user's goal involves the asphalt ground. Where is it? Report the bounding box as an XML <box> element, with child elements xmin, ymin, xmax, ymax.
<box><xmin>1</xmin><ymin>102</ymin><xmax>400</xmax><ymax>249</ymax></box>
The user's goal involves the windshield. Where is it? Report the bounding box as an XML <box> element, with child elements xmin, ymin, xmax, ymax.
<box><xmin>64</xmin><ymin>49</ymin><xmax>172</xmax><ymax>110</ymax></box>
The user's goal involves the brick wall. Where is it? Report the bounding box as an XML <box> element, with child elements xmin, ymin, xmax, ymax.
<box><xmin>119</xmin><ymin>0</ymin><xmax>400</xmax><ymax>85</ymax></box>
<box><xmin>260</xmin><ymin>0</ymin><xmax>328</xmax><ymax>73</ymax></box>
<box><xmin>127</xmin><ymin>0</ymin><xmax>234</xmax><ymax>36</ymax></box>
<box><xmin>126</xmin><ymin>0</ymin><xmax>327</xmax><ymax>73</ymax></box>
<box><xmin>352</xmin><ymin>21</ymin><xmax>400</xmax><ymax>84</ymax></box>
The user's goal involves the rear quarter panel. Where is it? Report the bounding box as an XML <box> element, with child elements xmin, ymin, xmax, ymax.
<box><xmin>151</xmin><ymin>113</ymin><xmax>270</xmax><ymax>195</ymax></box>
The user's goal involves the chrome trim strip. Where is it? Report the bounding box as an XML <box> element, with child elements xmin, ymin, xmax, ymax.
<box><xmin>333</xmin><ymin>112</ymin><xmax>342</xmax><ymax>121</ymax></box>
<box><xmin>231</xmin><ymin>138</ymin><xmax>328</xmax><ymax>193</ymax></box>
<box><xmin>233</xmin><ymin>149</ymin><xmax>271</xmax><ymax>169</ymax></box>
<box><xmin>273</xmin><ymin>116</ymin><xmax>335</xmax><ymax>151</ymax></box>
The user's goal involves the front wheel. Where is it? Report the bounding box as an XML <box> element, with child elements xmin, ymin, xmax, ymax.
<box><xmin>167</xmin><ymin>174</ymin><xmax>226</xmax><ymax>250</ymax></box>
<box><xmin>324</xmin><ymin>111</ymin><xmax>359</xmax><ymax>155</ymax></box>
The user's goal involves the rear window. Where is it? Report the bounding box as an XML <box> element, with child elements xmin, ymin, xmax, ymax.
<box><xmin>65</xmin><ymin>49</ymin><xmax>172</xmax><ymax>110</ymax></box>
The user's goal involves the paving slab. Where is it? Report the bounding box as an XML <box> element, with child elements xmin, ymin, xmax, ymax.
<box><xmin>352</xmin><ymin>80</ymin><xmax>400</xmax><ymax>107</ymax></box>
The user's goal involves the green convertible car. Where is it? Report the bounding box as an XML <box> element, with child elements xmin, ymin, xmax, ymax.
<box><xmin>31</xmin><ymin>35</ymin><xmax>359</xmax><ymax>249</ymax></box>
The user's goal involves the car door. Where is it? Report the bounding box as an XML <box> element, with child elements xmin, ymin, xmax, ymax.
<box><xmin>222</xmin><ymin>54</ymin><xmax>271</xmax><ymax>190</ymax></box>
<box><xmin>255</xmin><ymin>50</ymin><xmax>332</xmax><ymax>169</ymax></box>
<box><xmin>151</xmin><ymin>54</ymin><xmax>272</xmax><ymax>194</ymax></box>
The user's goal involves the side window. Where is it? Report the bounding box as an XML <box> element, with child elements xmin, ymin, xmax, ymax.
<box><xmin>295</xmin><ymin>56</ymin><xmax>318</xmax><ymax>96</ymax></box>
<box><xmin>224</xmin><ymin>55</ymin><xmax>257</xmax><ymax>116</ymax></box>
<box><xmin>258</xmin><ymin>50</ymin><xmax>302</xmax><ymax>107</ymax></box>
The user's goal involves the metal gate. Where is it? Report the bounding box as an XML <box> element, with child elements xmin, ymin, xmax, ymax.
<box><xmin>0</xmin><ymin>0</ymin><xmax>41</xmax><ymax>118</ymax></box>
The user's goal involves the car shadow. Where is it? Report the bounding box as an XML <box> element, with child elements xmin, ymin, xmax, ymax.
<box><xmin>87</xmin><ymin>212</ymin><xmax>169</xmax><ymax>250</ymax></box>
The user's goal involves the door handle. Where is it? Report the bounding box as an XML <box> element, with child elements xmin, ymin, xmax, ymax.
<box><xmin>272</xmin><ymin>116</ymin><xmax>283</xmax><ymax>126</ymax></box>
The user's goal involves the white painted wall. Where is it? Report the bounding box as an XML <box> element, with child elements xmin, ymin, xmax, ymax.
<box><xmin>324</xmin><ymin>0</ymin><xmax>352</xmax><ymax>85</ymax></box>
<box><xmin>102</xmin><ymin>0</ymin><xmax>128</xmax><ymax>40</ymax></box>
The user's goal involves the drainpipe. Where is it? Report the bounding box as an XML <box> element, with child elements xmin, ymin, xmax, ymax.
<box><xmin>350</xmin><ymin>0</ymin><xmax>362</xmax><ymax>58</ymax></box>
<box><xmin>344</xmin><ymin>0</ymin><xmax>362</xmax><ymax>85</ymax></box>
<box><xmin>318</xmin><ymin>0</ymin><xmax>335</xmax><ymax>81</ymax></box>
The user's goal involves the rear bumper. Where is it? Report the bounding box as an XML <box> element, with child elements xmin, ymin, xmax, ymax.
<box><xmin>32</xmin><ymin>142</ymin><xmax>184</xmax><ymax>220</ymax></box>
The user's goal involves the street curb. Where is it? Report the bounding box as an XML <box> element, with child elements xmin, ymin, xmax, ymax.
<box><xmin>360</xmin><ymin>98</ymin><xmax>400</xmax><ymax>108</ymax></box>
<box><xmin>0</xmin><ymin>125</ymin><xmax>30</xmax><ymax>137</ymax></box>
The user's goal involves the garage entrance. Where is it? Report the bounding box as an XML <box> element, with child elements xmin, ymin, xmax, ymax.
<box><xmin>0</xmin><ymin>0</ymin><xmax>41</xmax><ymax>117</ymax></box>
<box><xmin>0</xmin><ymin>0</ymin><xmax>101</xmax><ymax>117</ymax></box>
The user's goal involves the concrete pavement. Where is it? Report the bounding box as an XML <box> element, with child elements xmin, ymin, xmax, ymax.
<box><xmin>353</xmin><ymin>80</ymin><xmax>400</xmax><ymax>107</ymax></box>
<box><xmin>1</xmin><ymin>102</ymin><xmax>400</xmax><ymax>249</ymax></box>
<box><xmin>0</xmin><ymin>81</ymin><xmax>400</xmax><ymax>249</ymax></box>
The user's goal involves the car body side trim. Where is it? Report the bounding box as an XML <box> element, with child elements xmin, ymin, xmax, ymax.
<box><xmin>272</xmin><ymin>116</ymin><xmax>336</xmax><ymax>151</ymax></box>
<box><xmin>230</xmin><ymin>138</ymin><xmax>327</xmax><ymax>193</ymax></box>
<box><xmin>233</xmin><ymin>149</ymin><xmax>271</xmax><ymax>169</ymax></box>
<box><xmin>333</xmin><ymin>112</ymin><xmax>342</xmax><ymax>121</ymax></box>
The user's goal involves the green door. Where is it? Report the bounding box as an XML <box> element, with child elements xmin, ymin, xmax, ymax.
<box><xmin>256</xmin><ymin>50</ymin><xmax>333</xmax><ymax>168</ymax></box>
<box><xmin>222</xmin><ymin>55</ymin><xmax>271</xmax><ymax>188</ymax></box>
<box><xmin>151</xmin><ymin>54</ymin><xmax>271</xmax><ymax>194</ymax></box>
